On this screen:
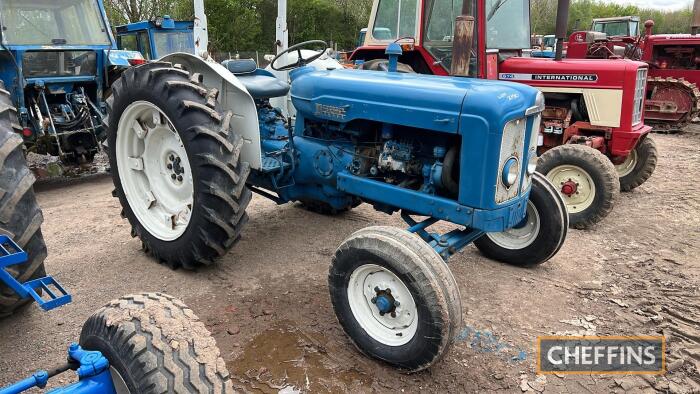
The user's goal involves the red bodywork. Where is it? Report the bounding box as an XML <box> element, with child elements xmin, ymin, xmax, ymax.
<box><xmin>568</xmin><ymin>24</ymin><xmax>700</xmax><ymax>124</ymax></box>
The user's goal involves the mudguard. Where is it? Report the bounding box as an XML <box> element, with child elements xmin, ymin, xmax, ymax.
<box><xmin>160</xmin><ymin>53</ymin><xmax>263</xmax><ymax>170</ymax></box>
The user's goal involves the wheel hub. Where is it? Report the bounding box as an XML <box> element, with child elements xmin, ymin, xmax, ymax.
<box><xmin>347</xmin><ymin>264</ymin><xmax>418</xmax><ymax>346</ymax></box>
<box><xmin>371</xmin><ymin>287</ymin><xmax>400</xmax><ymax>317</ymax></box>
<box><xmin>561</xmin><ymin>180</ymin><xmax>578</xmax><ymax>197</ymax></box>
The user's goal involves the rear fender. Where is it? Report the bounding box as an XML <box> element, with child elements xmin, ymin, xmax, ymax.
<box><xmin>160</xmin><ymin>53</ymin><xmax>262</xmax><ymax>170</ymax></box>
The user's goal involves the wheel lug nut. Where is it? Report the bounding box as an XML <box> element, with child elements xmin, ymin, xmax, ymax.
<box><xmin>390</xmin><ymin>312</ymin><xmax>396</xmax><ymax>318</ymax></box>
<box><xmin>371</xmin><ymin>297</ymin><xmax>377</xmax><ymax>304</ymax></box>
<box><xmin>385</xmin><ymin>288</ymin><xmax>391</xmax><ymax>294</ymax></box>
<box><xmin>169</xmin><ymin>155</ymin><xmax>174</xmax><ymax>161</ymax></box>
<box><xmin>394</xmin><ymin>300</ymin><xmax>400</xmax><ymax>307</ymax></box>
<box><xmin>171</xmin><ymin>174</ymin><xmax>177</xmax><ymax>180</ymax></box>
<box><xmin>379</xmin><ymin>311</ymin><xmax>385</xmax><ymax>316</ymax></box>
<box><xmin>374</xmin><ymin>286</ymin><xmax>380</xmax><ymax>292</ymax></box>
<box><xmin>177</xmin><ymin>175</ymin><xmax>183</xmax><ymax>182</ymax></box>
<box><xmin>167</xmin><ymin>164</ymin><xmax>173</xmax><ymax>170</ymax></box>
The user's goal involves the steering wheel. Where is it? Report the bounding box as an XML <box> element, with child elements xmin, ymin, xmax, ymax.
<box><xmin>270</xmin><ymin>40</ymin><xmax>329</xmax><ymax>71</ymax></box>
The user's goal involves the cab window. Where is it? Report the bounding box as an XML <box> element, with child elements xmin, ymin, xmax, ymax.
<box><xmin>372</xmin><ymin>0</ymin><xmax>419</xmax><ymax>41</ymax></box>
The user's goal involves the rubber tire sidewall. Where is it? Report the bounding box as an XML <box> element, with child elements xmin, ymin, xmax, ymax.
<box><xmin>329</xmin><ymin>228</ymin><xmax>457</xmax><ymax>372</ymax></box>
<box><xmin>473</xmin><ymin>172</ymin><xmax>567</xmax><ymax>267</ymax></box>
<box><xmin>619</xmin><ymin>137</ymin><xmax>657</xmax><ymax>192</ymax></box>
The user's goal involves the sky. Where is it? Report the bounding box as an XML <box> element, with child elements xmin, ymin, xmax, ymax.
<box><xmin>607</xmin><ymin>0</ymin><xmax>693</xmax><ymax>11</ymax></box>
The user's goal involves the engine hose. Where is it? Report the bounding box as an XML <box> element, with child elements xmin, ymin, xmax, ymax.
<box><xmin>441</xmin><ymin>145</ymin><xmax>460</xmax><ymax>196</ymax></box>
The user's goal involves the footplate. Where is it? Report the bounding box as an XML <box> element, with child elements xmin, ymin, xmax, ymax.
<box><xmin>0</xmin><ymin>235</ymin><xmax>71</xmax><ymax>311</ymax></box>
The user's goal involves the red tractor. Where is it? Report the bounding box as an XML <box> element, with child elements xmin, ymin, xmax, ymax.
<box><xmin>567</xmin><ymin>15</ymin><xmax>700</xmax><ymax>131</ymax></box>
<box><xmin>350</xmin><ymin>0</ymin><xmax>657</xmax><ymax>229</ymax></box>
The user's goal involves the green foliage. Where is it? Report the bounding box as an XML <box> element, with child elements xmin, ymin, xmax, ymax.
<box><xmin>532</xmin><ymin>0</ymin><xmax>694</xmax><ymax>35</ymax></box>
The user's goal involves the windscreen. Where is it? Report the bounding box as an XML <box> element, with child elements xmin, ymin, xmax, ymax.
<box><xmin>0</xmin><ymin>0</ymin><xmax>111</xmax><ymax>45</ymax></box>
<box><xmin>486</xmin><ymin>0</ymin><xmax>530</xmax><ymax>49</ymax></box>
<box><xmin>154</xmin><ymin>31</ymin><xmax>195</xmax><ymax>57</ymax></box>
<box><xmin>372</xmin><ymin>0</ymin><xmax>419</xmax><ymax>41</ymax></box>
<box><xmin>592</xmin><ymin>21</ymin><xmax>630</xmax><ymax>37</ymax></box>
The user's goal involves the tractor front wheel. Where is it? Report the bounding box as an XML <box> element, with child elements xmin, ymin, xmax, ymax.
<box><xmin>328</xmin><ymin>226</ymin><xmax>461</xmax><ymax>372</ymax></box>
<box><xmin>80</xmin><ymin>293</ymin><xmax>233</xmax><ymax>393</ymax></box>
<box><xmin>474</xmin><ymin>172</ymin><xmax>568</xmax><ymax>267</ymax></box>
<box><xmin>537</xmin><ymin>144</ymin><xmax>620</xmax><ymax>229</ymax></box>
<box><xmin>615</xmin><ymin>137</ymin><xmax>658</xmax><ymax>192</ymax></box>
<box><xmin>107</xmin><ymin>62</ymin><xmax>252</xmax><ymax>269</ymax></box>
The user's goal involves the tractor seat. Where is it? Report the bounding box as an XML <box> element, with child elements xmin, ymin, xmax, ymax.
<box><xmin>222</xmin><ymin>59</ymin><xmax>290</xmax><ymax>100</ymax></box>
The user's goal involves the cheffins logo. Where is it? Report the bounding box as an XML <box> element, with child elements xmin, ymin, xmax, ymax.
<box><xmin>537</xmin><ymin>336</ymin><xmax>666</xmax><ymax>374</ymax></box>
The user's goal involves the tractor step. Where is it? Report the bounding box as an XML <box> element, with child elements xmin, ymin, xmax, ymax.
<box><xmin>0</xmin><ymin>235</ymin><xmax>71</xmax><ymax>311</ymax></box>
<box><xmin>261</xmin><ymin>156</ymin><xmax>291</xmax><ymax>173</ymax></box>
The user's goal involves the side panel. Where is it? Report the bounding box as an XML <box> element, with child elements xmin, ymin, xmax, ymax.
<box><xmin>534</xmin><ymin>87</ymin><xmax>623</xmax><ymax>127</ymax></box>
<box><xmin>160</xmin><ymin>53</ymin><xmax>262</xmax><ymax>170</ymax></box>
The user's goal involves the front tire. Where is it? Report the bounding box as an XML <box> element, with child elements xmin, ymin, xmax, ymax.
<box><xmin>474</xmin><ymin>172</ymin><xmax>568</xmax><ymax>267</ymax></box>
<box><xmin>616</xmin><ymin>137</ymin><xmax>657</xmax><ymax>192</ymax></box>
<box><xmin>537</xmin><ymin>144</ymin><xmax>620</xmax><ymax>229</ymax></box>
<box><xmin>80</xmin><ymin>293</ymin><xmax>233</xmax><ymax>393</ymax></box>
<box><xmin>328</xmin><ymin>226</ymin><xmax>461</xmax><ymax>372</ymax></box>
<box><xmin>108</xmin><ymin>62</ymin><xmax>252</xmax><ymax>269</ymax></box>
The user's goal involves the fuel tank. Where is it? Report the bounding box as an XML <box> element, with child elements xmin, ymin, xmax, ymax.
<box><xmin>289</xmin><ymin>67</ymin><xmax>537</xmax><ymax>134</ymax></box>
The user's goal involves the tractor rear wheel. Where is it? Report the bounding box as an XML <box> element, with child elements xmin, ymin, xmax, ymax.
<box><xmin>0</xmin><ymin>84</ymin><xmax>47</xmax><ymax>318</ymax></box>
<box><xmin>107</xmin><ymin>62</ymin><xmax>252</xmax><ymax>269</ymax></box>
<box><xmin>329</xmin><ymin>226</ymin><xmax>461</xmax><ymax>372</ymax></box>
<box><xmin>474</xmin><ymin>172</ymin><xmax>568</xmax><ymax>267</ymax></box>
<box><xmin>537</xmin><ymin>144</ymin><xmax>620</xmax><ymax>229</ymax></box>
<box><xmin>80</xmin><ymin>293</ymin><xmax>233</xmax><ymax>393</ymax></box>
<box><xmin>616</xmin><ymin>137</ymin><xmax>658</xmax><ymax>192</ymax></box>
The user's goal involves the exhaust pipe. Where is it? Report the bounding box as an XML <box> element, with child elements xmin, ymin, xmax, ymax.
<box><xmin>554</xmin><ymin>0</ymin><xmax>570</xmax><ymax>61</ymax></box>
<box><xmin>692</xmin><ymin>0</ymin><xmax>700</xmax><ymax>34</ymax></box>
<box><xmin>450</xmin><ymin>1</ymin><xmax>475</xmax><ymax>76</ymax></box>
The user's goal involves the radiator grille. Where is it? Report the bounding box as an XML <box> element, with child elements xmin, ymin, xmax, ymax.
<box><xmin>633</xmin><ymin>67</ymin><xmax>648</xmax><ymax>125</ymax></box>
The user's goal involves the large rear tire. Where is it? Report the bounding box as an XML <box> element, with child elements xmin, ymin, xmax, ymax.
<box><xmin>0</xmin><ymin>83</ymin><xmax>47</xmax><ymax>318</ymax></box>
<box><xmin>474</xmin><ymin>172</ymin><xmax>568</xmax><ymax>267</ymax></box>
<box><xmin>537</xmin><ymin>144</ymin><xmax>619</xmax><ymax>229</ymax></box>
<box><xmin>107</xmin><ymin>62</ymin><xmax>252</xmax><ymax>269</ymax></box>
<box><xmin>616</xmin><ymin>137</ymin><xmax>657</xmax><ymax>192</ymax></box>
<box><xmin>80</xmin><ymin>293</ymin><xmax>233</xmax><ymax>393</ymax></box>
<box><xmin>329</xmin><ymin>226</ymin><xmax>461</xmax><ymax>372</ymax></box>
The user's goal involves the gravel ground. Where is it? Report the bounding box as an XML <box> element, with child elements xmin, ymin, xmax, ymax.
<box><xmin>0</xmin><ymin>132</ymin><xmax>698</xmax><ymax>393</ymax></box>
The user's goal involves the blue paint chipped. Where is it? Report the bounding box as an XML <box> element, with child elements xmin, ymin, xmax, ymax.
<box><xmin>456</xmin><ymin>326</ymin><xmax>527</xmax><ymax>363</ymax></box>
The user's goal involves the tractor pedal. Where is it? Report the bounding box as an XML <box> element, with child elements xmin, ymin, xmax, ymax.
<box><xmin>261</xmin><ymin>156</ymin><xmax>290</xmax><ymax>173</ymax></box>
<box><xmin>22</xmin><ymin>276</ymin><xmax>72</xmax><ymax>311</ymax></box>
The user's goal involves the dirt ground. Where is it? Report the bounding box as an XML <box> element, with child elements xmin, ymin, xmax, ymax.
<box><xmin>0</xmin><ymin>131</ymin><xmax>698</xmax><ymax>393</ymax></box>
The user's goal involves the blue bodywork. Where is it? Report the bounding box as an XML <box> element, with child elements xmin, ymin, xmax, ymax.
<box><xmin>0</xmin><ymin>344</ymin><xmax>116</xmax><ymax>394</ymax></box>
<box><xmin>0</xmin><ymin>0</ymin><xmax>141</xmax><ymax>162</ymax></box>
<box><xmin>244</xmin><ymin>50</ymin><xmax>541</xmax><ymax>259</ymax></box>
<box><xmin>116</xmin><ymin>16</ymin><xmax>195</xmax><ymax>60</ymax></box>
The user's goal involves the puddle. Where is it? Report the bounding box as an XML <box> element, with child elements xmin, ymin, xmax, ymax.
<box><xmin>228</xmin><ymin>323</ymin><xmax>372</xmax><ymax>393</ymax></box>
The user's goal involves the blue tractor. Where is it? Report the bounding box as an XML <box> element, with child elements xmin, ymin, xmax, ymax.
<box><xmin>115</xmin><ymin>16</ymin><xmax>197</xmax><ymax>61</ymax></box>
<box><xmin>106</xmin><ymin>41</ymin><xmax>569</xmax><ymax>371</ymax></box>
<box><xmin>0</xmin><ymin>0</ymin><xmax>143</xmax><ymax>164</ymax></box>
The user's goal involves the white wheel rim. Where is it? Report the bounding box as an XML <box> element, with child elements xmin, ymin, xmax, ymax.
<box><xmin>615</xmin><ymin>150</ymin><xmax>637</xmax><ymax>177</ymax></box>
<box><xmin>347</xmin><ymin>264</ymin><xmax>418</xmax><ymax>346</ymax></box>
<box><xmin>110</xmin><ymin>366</ymin><xmax>130</xmax><ymax>394</ymax></box>
<box><xmin>487</xmin><ymin>200</ymin><xmax>540</xmax><ymax>249</ymax></box>
<box><xmin>546</xmin><ymin>165</ymin><xmax>596</xmax><ymax>213</ymax></box>
<box><xmin>116</xmin><ymin>101</ymin><xmax>194</xmax><ymax>241</ymax></box>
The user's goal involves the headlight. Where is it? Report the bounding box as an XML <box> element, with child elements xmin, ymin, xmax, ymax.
<box><xmin>502</xmin><ymin>157</ymin><xmax>519</xmax><ymax>188</ymax></box>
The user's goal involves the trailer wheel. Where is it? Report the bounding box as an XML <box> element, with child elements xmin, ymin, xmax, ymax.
<box><xmin>537</xmin><ymin>144</ymin><xmax>619</xmax><ymax>229</ymax></box>
<box><xmin>329</xmin><ymin>226</ymin><xmax>461</xmax><ymax>372</ymax></box>
<box><xmin>80</xmin><ymin>293</ymin><xmax>233</xmax><ymax>393</ymax></box>
<box><xmin>107</xmin><ymin>62</ymin><xmax>252</xmax><ymax>269</ymax></box>
<box><xmin>474</xmin><ymin>173</ymin><xmax>567</xmax><ymax>266</ymax></box>
<box><xmin>616</xmin><ymin>137</ymin><xmax>657</xmax><ymax>192</ymax></box>
<box><xmin>0</xmin><ymin>84</ymin><xmax>47</xmax><ymax>318</ymax></box>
